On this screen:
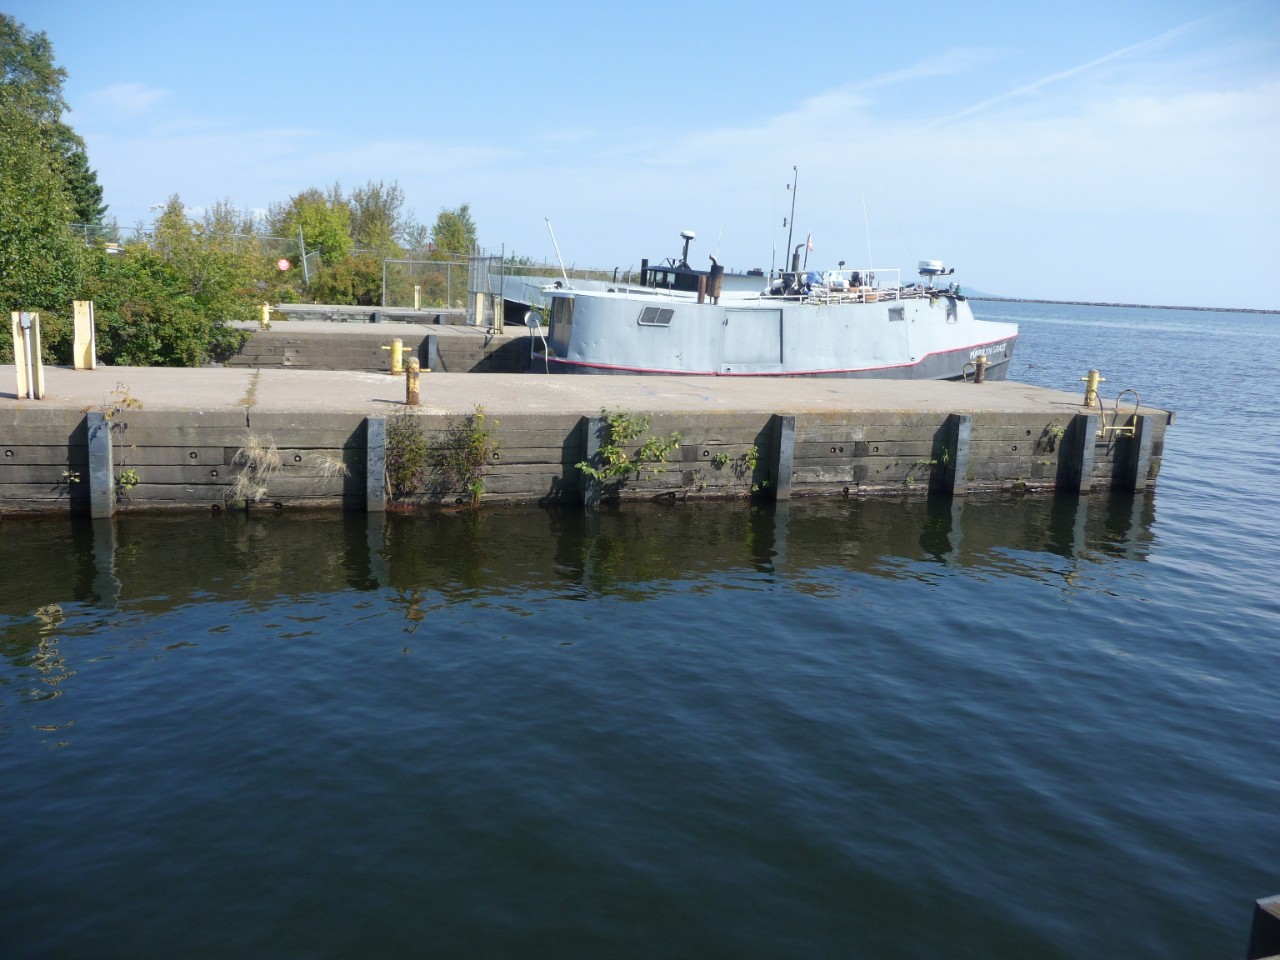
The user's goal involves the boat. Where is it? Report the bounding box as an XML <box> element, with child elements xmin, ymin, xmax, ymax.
<box><xmin>529</xmin><ymin>230</ymin><xmax>1018</xmax><ymax>380</ymax></box>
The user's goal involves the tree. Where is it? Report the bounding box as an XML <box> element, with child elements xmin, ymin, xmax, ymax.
<box><xmin>0</xmin><ymin>14</ymin><xmax>107</xmax><ymax>226</ymax></box>
<box><xmin>60</xmin><ymin>131</ymin><xmax>107</xmax><ymax>224</ymax></box>
<box><xmin>310</xmin><ymin>253</ymin><xmax>383</xmax><ymax>306</ymax></box>
<box><xmin>80</xmin><ymin>243</ymin><xmax>246</xmax><ymax>366</ymax></box>
<box><xmin>152</xmin><ymin>195</ymin><xmax>262</xmax><ymax>320</ymax></box>
<box><xmin>0</xmin><ymin>103</ymin><xmax>83</xmax><ymax>324</ymax></box>
<box><xmin>349</xmin><ymin>179</ymin><xmax>410</xmax><ymax>259</ymax></box>
<box><xmin>430</xmin><ymin>204</ymin><xmax>477</xmax><ymax>259</ymax></box>
<box><xmin>267</xmin><ymin>185</ymin><xmax>353</xmax><ymax>266</ymax></box>
<box><xmin>72</xmin><ymin>197</ymin><xmax>259</xmax><ymax>366</ymax></box>
<box><xmin>0</xmin><ymin>14</ymin><xmax>66</xmax><ymax>122</ymax></box>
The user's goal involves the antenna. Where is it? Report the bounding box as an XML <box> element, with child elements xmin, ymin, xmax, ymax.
<box><xmin>784</xmin><ymin>166</ymin><xmax>798</xmax><ymax>273</ymax></box>
<box><xmin>545</xmin><ymin>218</ymin><xmax>569</xmax><ymax>283</ymax></box>
<box><xmin>885</xmin><ymin>192</ymin><xmax>915</xmax><ymax>268</ymax></box>
<box><xmin>861</xmin><ymin>193</ymin><xmax>874</xmax><ymax>269</ymax></box>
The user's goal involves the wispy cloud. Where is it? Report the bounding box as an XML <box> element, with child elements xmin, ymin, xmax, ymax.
<box><xmin>83</xmin><ymin>82</ymin><xmax>170</xmax><ymax>117</ymax></box>
<box><xmin>852</xmin><ymin>49</ymin><xmax>994</xmax><ymax>92</ymax></box>
<box><xmin>926</xmin><ymin>11</ymin><xmax>1225</xmax><ymax>128</ymax></box>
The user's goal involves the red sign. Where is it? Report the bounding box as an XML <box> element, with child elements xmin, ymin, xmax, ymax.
<box><xmin>276</xmin><ymin>258</ymin><xmax>291</xmax><ymax>271</ymax></box>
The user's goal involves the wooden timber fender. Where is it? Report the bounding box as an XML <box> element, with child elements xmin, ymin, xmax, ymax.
<box><xmin>1</xmin><ymin>368</ymin><xmax>1173</xmax><ymax>517</ymax></box>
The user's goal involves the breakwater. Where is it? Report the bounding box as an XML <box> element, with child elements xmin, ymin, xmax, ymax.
<box><xmin>1</xmin><ymin>366</ymin><xmax>1171</xmax><ymax>517</ymax></box>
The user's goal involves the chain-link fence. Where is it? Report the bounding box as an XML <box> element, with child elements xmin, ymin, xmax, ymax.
<box><xmin>69</xmin><ymin>223</ymin><xmax>326</xmax><ymax>283</ymax></box>
<box><xmin>381</xmin><ymin>257</ymin><xmax>471</xmax><ymax>309</ymax></box>
<box><xmin>469</xmin><ymin>252</ymin><xmax>644</xmax><ymax>323</ymax></box>
<box><xmin>67</xmin><ymin>224</ymin><xmax>637</xmax><ymax>311</ymax></box>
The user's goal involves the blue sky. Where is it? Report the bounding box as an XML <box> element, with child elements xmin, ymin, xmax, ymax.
<box><xmin>11</xmin><ymin>0</ymin><xmax>1280</xmax><ymax>309</ymax></box>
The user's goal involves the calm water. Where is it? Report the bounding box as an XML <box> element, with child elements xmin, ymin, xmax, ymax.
<box><xmin>2</xmin><ymin>302</ymin><xmax>1278</xmax><ymax>959</ymax></box>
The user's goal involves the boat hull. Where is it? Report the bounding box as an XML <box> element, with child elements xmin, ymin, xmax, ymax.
<box><xmin>534</xmin><ymin>340</ymin><xmax>1015</xmax><ymax>380</ymax></box>
<box><xmin>529</xmin><ymin>287</ymin><xmax>1018</xmax><ymax>381</ymax></box>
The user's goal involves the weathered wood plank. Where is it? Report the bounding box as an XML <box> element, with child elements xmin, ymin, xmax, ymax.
<box><xmin>0</xmin><ymin>445</ymin><xmax>90</xmax><ymax>465</ymax></box>
<box><xmin>1</xmin><ymin>424</ymin><xmax>89</xmax><ymax>445</ymax></box>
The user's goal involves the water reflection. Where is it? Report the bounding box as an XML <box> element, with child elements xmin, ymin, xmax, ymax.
<box><xmin>0</xmin><ymin>494</ymin><xmax>1155</xmax><ymax>623</ymax></box>
<box><xmin>0</xmin><ymin>495</ymin><xmax>1159</xmax><ymax>737</ymax></box>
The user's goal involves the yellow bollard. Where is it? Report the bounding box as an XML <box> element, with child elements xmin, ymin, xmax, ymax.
<box><xmin>406</xmin><ymin>358</ymin><xmax>420</xmax><ymax>405</ymax></box>
<box><xmin>413</xmin><ymin>285</ymin><xmax>421</xmax><ymax>310</ymax></box>
<box><xmin>974</xmin><ymin>354</ymin><xmax>988</xmax><ymax>384</ymax></box>
<box><xmin>259</xmin><ymin>303</ymin><xmax>271</xmax><ymax>330</ymax></box>
<box><xmin>381</xmin><ymin>338</ymin><xmax>404</xmax><ymax>375</ymax></box>
<box><xmin>1081</xmin><ymin>369</ymin><xmax>1105</xmax><ymax>407</ymax></box>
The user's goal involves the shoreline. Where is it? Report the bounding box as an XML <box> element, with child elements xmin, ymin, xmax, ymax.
<box><xmin>969</xmin><ymin>296</ymin><xmax>1280</xmax><ymax>315</ymax></box>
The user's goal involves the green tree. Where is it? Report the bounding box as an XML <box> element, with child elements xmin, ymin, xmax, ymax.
<box><xmin>267</xmin><ymin>185</ymin><xmax>353</xmax><ymax>266</ymax></box>
<box><xmin>0</xmin><ymin>14</ymin><xmax>107</xmax><ymax>225</ymax></box>
<box><xmin>61</xmin><ymin>133</ymin><xmax>108</xmax><ymax>224</ymax></box>
<box><xmin>0</xmin><ymin>14</ymin><xmax>66</xmax><ymax>121</ymax></box>
<box><xmin>152</xmin><ymin>195</ymin><xmax>263</xmax><ymax>321</ymax></box>
<box><xmin>73</xmin><ymin>196</ymin><xmax>262</xmax><ymax>366</ymax></box>
<box><xmin>80</xmin><ymin>243</ymin><xmax>245</xmax><ymax>366</ymax></box>
<box><xmin>349</xmin><ymin>179</ymin><xmax>410</xmax><ymax>259</ymax></box>
<box><xmin>430</xmin><ymin>203</ymin><xmax>477</xmax><ymax>259</ymax></box>
<box><xmin>310</xmin><ymin>254</ymin><xmax>383</xmax><ymax>306</ymax></box>
<box><xmin>0</xmin><ymin>104</ymin><xmax>83</xmax><ymax>325</ymax></box>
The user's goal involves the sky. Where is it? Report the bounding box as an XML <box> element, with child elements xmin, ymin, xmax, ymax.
<box><xmin>9</xmin><ymin>0</ymin><xmax>1280</xmax><ymax>309</ymax></box>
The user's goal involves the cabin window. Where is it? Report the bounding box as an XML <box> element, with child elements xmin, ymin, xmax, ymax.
<box><xmin>638</xmin><ymin>306</ymin><xmax>674</xmax><ymax>327</ymax></box>
<box><xmin>889</xmin><ymin>306</ymin><xmax>905</xmax><ymax>323</ymax></box>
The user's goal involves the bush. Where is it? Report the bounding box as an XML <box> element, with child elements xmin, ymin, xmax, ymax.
<box><xmin>311</xmin><ymin>254</ymin><xmax>382</xmax><ymax>306</ymax></box>
<box><xmin>79</xmin><ymin>245</ymin><xmax>246</xmax><ymax>365</ymax></box>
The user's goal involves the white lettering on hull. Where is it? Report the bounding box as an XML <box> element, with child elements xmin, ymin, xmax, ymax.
<box><xmin>971</xmin><ymin>342</ymin><xmax>1008</xmax><ymax>359</ymax></box>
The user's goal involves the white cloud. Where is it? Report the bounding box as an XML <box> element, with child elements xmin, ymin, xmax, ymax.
<box><xmin>83</xmin><ymin>82</ymin><xmax>170</xmax><ymax>117</ymax></box>
<box><xmin>84</xmin><ymin>18</ymin><xmax>1280</xmax><ymax>308</ymax></box>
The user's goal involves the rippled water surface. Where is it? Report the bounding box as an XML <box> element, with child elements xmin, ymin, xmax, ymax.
<box><xmin>2</xmin><ymin>303</ymin><xmax>1277</xmax><ymax>959</ymax></box>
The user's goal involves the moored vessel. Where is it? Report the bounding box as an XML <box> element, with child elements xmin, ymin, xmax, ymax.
<box><xmin>530</xmin><ymin>233</ymin><xmax>1017</xmax><ymax>379</ymax></box>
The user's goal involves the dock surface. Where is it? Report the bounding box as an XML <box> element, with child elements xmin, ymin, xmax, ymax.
<box><xmin>6</xmin><ymin>364</ymin><xmax>1096</xmax><ymax>417</ymax></box>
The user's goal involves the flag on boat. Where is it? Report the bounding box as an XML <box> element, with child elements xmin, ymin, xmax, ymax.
<box><xmin>806</xmin><ymin>232</ymin><xmax>814</xmax><ymax>252</ymax></box>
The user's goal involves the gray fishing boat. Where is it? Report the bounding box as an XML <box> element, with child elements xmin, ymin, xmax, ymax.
<box><xmin>530</xmin><ymin>231</ymin><xmax>1018</xmax><ymax>380</ymax></box>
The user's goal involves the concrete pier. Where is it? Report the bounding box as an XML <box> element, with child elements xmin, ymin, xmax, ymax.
<box><xmin>1</xmin><ymin>365</ymin><xmax>1173</xmax><ymax>516</ymax></box>
<box><xmin>224</xmin><ymin>319</ymin><xmax>533</xmax><ymax>374</ymax></box>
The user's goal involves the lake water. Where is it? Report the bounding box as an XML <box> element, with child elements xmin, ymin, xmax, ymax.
<box><xmin>2</xmin><ymin>302</ymin><xmax>1278</xmax><ymax>959</ymax></box>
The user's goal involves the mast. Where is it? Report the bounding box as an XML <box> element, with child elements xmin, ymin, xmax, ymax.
<box><xmin>783</xmin><ymin>166</ymin><xmax>798</xmax><ymax>276</ymax></box>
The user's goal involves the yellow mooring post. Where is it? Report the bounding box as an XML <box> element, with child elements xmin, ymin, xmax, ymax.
<box><xmin>259</xmin><ymin>303</ymin><xmax>271</xmax><ymax>329</ymax></box>
<box><xmin>405</xmin><ymin>358</ymin><xmax>420</xmax><ymax>405</ymax></box>
<box><xmin>72</xmin><ymin>300</ymin><xmax>97</xmax><ymax>370</ymax></box>
<box><xmin>1082</xmin><ymin>369</ymin><xmax>1105</xmax><ymax>407</ymax></box>
<box><xmin>413</xmin><ymin>285</ymin><xmax>421</xmax><ymax>310</ymax></box>
<box><xmin>382</xmin><ymin>338</ymin><xmax>405</xmax><ymax>375</ymax></box>
<box><xmin>10</xmin><ymin>311</ymin><xmax>45</xmax><ymax>400</ymax></box>
<box><xmin>974</xmin><ymin>354</ymin><xmax>988</xmax><ymax>384</ymax></box>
